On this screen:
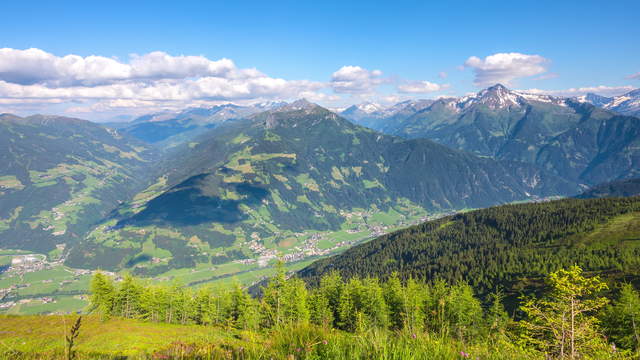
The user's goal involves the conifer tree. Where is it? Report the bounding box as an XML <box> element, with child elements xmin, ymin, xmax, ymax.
<box><xmin>603</xmin><ymin>283</ymin><xmax>640</xmax><ymax>352</ymax></box>
<box><xmin>317</xmin><ymin>272</ymin><xmax>344</xmax><ymax>328</ymax></box>
<box><xmin>89</xmin><ymin>272</ymin><xmax>115</xmax><ymax>319</ymax></box>
<box><xmin>519</xmin><ymin>266</ymin><xmax>609</xmax><ymax>359</ymax></box>
<box><xmin>261</xmin><ymin>261</ymin><xmax>288</xmax><ymax>328</ymax></box>
<box><xmin>486</xmin><ymin>289</ymin><xmax>510</xmax><ymax>337</ymax></box>
<box><xmin>309</xmin><ymin>291</ymin><xmax>334</xmax><ymax>328</ymax></box>
<box><xmin>383</xmin><ymin>273</ymin><xmax>405</xmax><ymax>330</ymax></box>
<box><xmin>113</xmin><ymin>274</ymin><xmax>142</xmax><ymax>318</ymax></box>
<box><xmin>447</xmin><ymin>282</ymin><xmax>483</xmax><ymax>342</ymax></box>
<box><xmin>404</xmin><ymin>278</ymin><xmax>425</xmax><ymax>333</ymax></box>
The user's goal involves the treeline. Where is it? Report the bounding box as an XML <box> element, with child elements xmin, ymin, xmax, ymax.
<box><xmin>299</xmin><ymin>196</ymin><xmax>640</xmax><ymax>296</ymax></box>
<box><xmin>91</xmin><ymin>266</ymin><xmax>640</xmax><ymax>359</ymax></box>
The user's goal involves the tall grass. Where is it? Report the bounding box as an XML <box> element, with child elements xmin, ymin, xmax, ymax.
<box><xmin>0</xmin><ymin>315</ymin><xmax>543</xmax><ymax>360</ymax></box>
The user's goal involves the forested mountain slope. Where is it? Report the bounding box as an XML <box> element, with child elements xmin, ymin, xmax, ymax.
<box><xmin>299</xmin><ymin>196</ymin><xmax>640</xmax><ymax>296</ymax></box>
<box><xmin>0</xmin><ymin>114</ymin><xmax>157</xmax><ymax>253</ymax></box>
<box><xmin>65</xmin><ymin>100</ymin><xmax>577</xmax><ymax>272</ymax></box>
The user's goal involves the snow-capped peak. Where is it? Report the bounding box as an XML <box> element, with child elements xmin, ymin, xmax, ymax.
<box><xmin>355</xmin><ymin>102</ymin><xmax>384</xmax><ymax>114</ymax></box>
<box><xmin>574</xmin><ymin>93</ymin><xmax>613</xmax><ymax>107</ymax></box>
<box><xmin>436</xmin><ymin>84</ymin><xmax>571</xmax><ymax>113</ymax></box>
<box><xmin>602</xmin><ymin>89</ymin><xmax>640</xmax><ymax>116</ymax></box>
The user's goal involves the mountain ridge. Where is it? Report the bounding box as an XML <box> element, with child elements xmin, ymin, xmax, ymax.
<box><xmin>63</xmin><ymin>102</ymin><xmax>577</xmax><ymax>272</ymax></box>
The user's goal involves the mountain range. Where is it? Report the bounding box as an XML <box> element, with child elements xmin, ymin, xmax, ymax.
<box><xmin>114</xmin><ymin>102</ymin><xmax>286</xmax><ymax>146</ymax></box>
<box><xmin>63</xmin><ymin>100</ymin><xmax>574</xmax><ymax>272</ymax></box>
<box><xmin>576</xmin><ymin>88</ymin><xmax>640</xmax><ymax>117</ymax></box>
<box><xmin>340</xmin><ymin>84</ymin><xmax>640</xmax><ymax>185</ymax></box>
<box><xmin>339</xmin><ymin>99</ymin><xmax>434</xmax><ymax>130</ymax></box>
<box><xmin>1</xmin><ymin>84</ymin><xmax>639</xmax><ymax>278</ymax></box>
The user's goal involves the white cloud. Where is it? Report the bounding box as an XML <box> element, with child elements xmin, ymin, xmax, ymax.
<box><xmin>464</xmin><ymin>52</ymin><xmax>549</xmax><ymax>87</ymax></box>
<box><xmin>438</xmin><ymin>72</ymin><xmax>448</xmax><ymax>79</ymax></box>
<box><xmin>128</xmin><ymin>51</ymin><xmax>238</xmax><ymax>81</ymax></box>
<box><xmin>330</xmin><ymin>65</ymin><xmax>384</xmax><ymax>94</ymax></box>
<box><xmin>0</xmin><ymin>48</ymin><xmax>246</xmax><ymax>86</ymax></box>
<box><xmin>0</xmin><ymin>48</ymin><xmax>330</xmax><ymax>118</ymax></box>
<box><xmin>0</xmin><ymin>48</ymin><xmax>130</xmax><ymax>86</ymax></box>
<box><xmin>628</xmin><ymin>72</ymin><xmax>640</xmax><ymax>80</ymax></box>
<box><xmin>397</xmin><ymin>81</ymin><xmax>448</xmax><ymax>94</ymax></box>
<box><xmin>521</xmin><ymin>85</ymin><xmax>634</xmax><ymax>97</ymax></box>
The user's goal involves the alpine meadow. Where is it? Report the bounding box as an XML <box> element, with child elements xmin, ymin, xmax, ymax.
<box><xmin>1</xmin><ymin>1</ymin><xmax>640</xmax><ymax>359</ymax></box>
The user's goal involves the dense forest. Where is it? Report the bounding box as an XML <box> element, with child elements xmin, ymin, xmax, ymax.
<box><xmin>84</xmin><ymin>266</ymin><xmax>639</xmax><ymax>359</ymax></box>
<box><xmin>299</xmin><ymin>197</ymin><xmax>640</xmax><ymax>299</ymax></box>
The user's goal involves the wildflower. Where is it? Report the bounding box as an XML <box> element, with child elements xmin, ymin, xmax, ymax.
<box><xmin>322</xmin><ymin>340</ymin><xmax>328</xmax><ymax>345</ymax></box>
<box><xmin>296</xmin><ymin>347</ymin><xmax>301</xmax><ymax>352</ymax></box>
<box><xmin>411</xmin><ymin>333</ymin><xmax>417</xmax><ymax>339</ymax></box>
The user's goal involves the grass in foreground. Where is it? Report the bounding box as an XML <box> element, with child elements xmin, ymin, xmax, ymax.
<box><xmin>0</xmin><ymin>315</ymin><xmax>537</xmax><ymax>360</ymax></box>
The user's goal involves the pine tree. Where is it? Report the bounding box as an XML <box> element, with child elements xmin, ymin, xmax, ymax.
<box><xmin>261</xmin><ymin>261</ymin><xmax>288</xmax><ymax>328</ymax></box>
<box><xmin>113</xmin><ymin>274</ymin><xmax>142</xmax><ymax>318</ymax></box>
<box><xmin>384</xmin><ymin>273</ymin><xmax>405</xmax><ymax>331</ymax></box>
<box><xmin>486</xmin><ymin>289</ymin><xmax>510</xmax><ymax>337</ymax></box>
<box><xmin>282</xmin><ymin>277</ymin><xmax>310</xmax><ymax>324</ymax></box>
<box><xmin>230</xmin><ymin>283</ymin><xmax>260</xmax><ymax>330</ymax></box>
<box><xmin>404</xmin><ymin>278</ymin><xmax>425</xmax><ymax>333</ymax></box>
<box><xmin>89</xmin><ymin>272</ymin><xmax>115</xmax><ymax>319</ymax></box>
<box><xmin>603</xmin><ymin>283</ymin><xmax>640</xmax><ymax>352</ymax></box>
<box><xmin>361</xmin><ymin>277</ymin><xmax>389</xmax><ymax>329</ymax></box>
<box><xmin>309</xmin><ymin>291</ymin><xmax>333</xmax><ymax>328</ymax></box>
<box><xmin>337</xmin><ymin>278</ymin><xmax>360</xmax><ymax>332</ymax></box>
<box><xmin>447</xmin><ymin>282</ymin><xmax>483</xmax><ymax>342</ymax></box>
<box><xmin>519</xmin><ymin>266</ymin><xmax>610</xmax><ymax>359</ymax></box>
<box><xmin>317</xmin><ymin>272</ymin><xmax>344</xmax><ymax>328</ymax></box>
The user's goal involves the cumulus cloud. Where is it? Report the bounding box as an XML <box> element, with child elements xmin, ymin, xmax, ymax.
<box><xmin>521</xmin><ymin>85</ymin><xmax>634</xmax><ymax>97</ymax></box>
<box><xmin>397</xmin><ymin>80</ymin><xmax>448</xmax><ymax>94</ymax></box>
<box><xmin>0</xmin><ymin>48</ymin><xmax>245</xmax><ymax>86</ymax></box>
<box><xmin>464</xmin><ymin>52</ymin><xmax>549</xmax><ymax>87</ymax></box>
<box><xmin>0</xmin><ymin>48</ymin><xmax>330</xmax><ymax>118</ymax></box>
<box><xmin>330</xmin><ymin>66</ymin><xmax>384</xmax><ymax>94</ymax></box>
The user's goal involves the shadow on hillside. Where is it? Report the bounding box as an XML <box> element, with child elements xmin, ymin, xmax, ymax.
<box><xmin>117</xmin><ymin>173</ymin><xmax>268</xmax><ymax>227</ymax></box>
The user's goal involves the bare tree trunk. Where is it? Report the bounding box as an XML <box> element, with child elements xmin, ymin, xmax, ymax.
<box><xmin>632</xmin><ymin>315</ymin><xmax>640</xmax><ymax>350</ymax></box>
<box><xmin>570</xmin><ymin>299</ymin><xmax>575</xmax><ymax>360</ymax></box>
<box><xmin>560</xmin><ymin>312</ymin><xmax>565</xmax><ymax>359</ymax></box>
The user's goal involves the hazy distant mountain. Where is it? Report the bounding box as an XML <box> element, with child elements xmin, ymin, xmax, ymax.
<box><xmin>575</xmin><ymin>93</ymin><xmax>613</xmax><ymax>107</ymax></box>
<box><xmin>603</xmin><ymin>89</ymin><xmax>640</xmax><ymax>117</ymax></box>
<box><xmin>339</xmin><ymin>99</ymin><xmax>434</xmax><ymax>130</ymax></box>
<box><xmin>119</xmin><ymin>102</ymin><xmax>287</xmax><ymax>145</ymax></box>
<box><xmin>577</xmin><ymin>178</ymin><xmax>640</xmax><ymax>199</ymax></box>
<box><xmin>66</xmin><ymin>100</ymin><xmax>576</xmax><ymax>271</ymax></box>
<box><xmin>339</xmin><ymin>102</ymin><xmax>387</xmax><ymax>128</ymax></box>
<box><xmin>383</xmin><ymin>84</ymin><xmax>640</xmax><ymax>185</ymax></box>
<box><xmin>576</xmin><ymin>89</ymin><xmax>640</xmax><ymax>117</ymax></box>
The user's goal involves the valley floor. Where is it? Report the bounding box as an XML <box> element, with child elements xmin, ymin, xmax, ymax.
<box><xmin>0</xmin><ymin>206</ymin><xmax>441</xmax><ymax>315</ymax></box>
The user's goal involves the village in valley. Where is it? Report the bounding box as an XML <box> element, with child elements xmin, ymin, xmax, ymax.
<box><xmin>0</xmin><ymin>207</ymin><xmax>450</xmax><ymax>314</ymax></box>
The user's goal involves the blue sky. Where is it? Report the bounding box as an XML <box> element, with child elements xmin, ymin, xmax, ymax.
<box><xmin>0</xmin><ymin>0</ymin><xmax>638</xmax><ymax>120</ymax></box>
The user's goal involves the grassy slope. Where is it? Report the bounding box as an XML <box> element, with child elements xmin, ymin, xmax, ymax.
<box><xmin>0</xmin><ymin>315</ymin><xmax>537</xmax><ymax>360</ymax></box>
